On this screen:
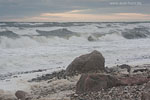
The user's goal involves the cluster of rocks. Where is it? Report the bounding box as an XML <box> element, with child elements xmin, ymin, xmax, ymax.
<box><xmin>31</xmin><ymin>50</ymin><xmax>150</xmax><ymax>100</ymax></box>
<box><xmin>67</xmin><ymin>50</ymin><xmax>150</xmax><ymax>100</ymax></box>
<box><xmin>71</xmin><ymin>82</ymin><xmax>150</xmax><ymax>100</ymax></box>
<box><xmin>0</xmin><ymin>69</ymin><xmax>48</xmax><ymax>81</ymax></box>
<box><xmin>1</xmin><ymin>50</ymin><xmax>150</xmax><ymax>100</ymax></box>
<box><xmin>29</xmin><ymin>69</ymin><xmax>66</xmax><ymax>82</ymax></box>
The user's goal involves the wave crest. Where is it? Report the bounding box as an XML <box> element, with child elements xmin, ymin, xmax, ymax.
<box><xmin>122</xmin><ymin>28</ymin><xmax>150</xmax><ymax>39</ymax></box>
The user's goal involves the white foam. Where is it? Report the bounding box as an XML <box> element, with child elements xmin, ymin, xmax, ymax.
<box><xmin>0</xmin><ymin>22</ymin><xmax>150</xmax><ymax>92</ymax></box>
<box><xmin>98</xmin><ymin>33</ymin><xmax>125</xmax><ymax>41</ymax></box>
<box><xmin>0</xmin><ymin>36</ymin><xmax>39</xmax><ymax>48</ymax></box>
<box><xmin>14</xmin><ymin>22</ymin><xmax>45</xmax><ymax>26</ymax></box>
<box><xmin>0</xmin><ymin>23</ymin><xmax>6</xmax><ymax>25</ymax></box>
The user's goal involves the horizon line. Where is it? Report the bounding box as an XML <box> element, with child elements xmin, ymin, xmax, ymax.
<box><xmin>0</xmin><ymin>21</ymin><xmax>150</xmax><ymax>23</ymax></box>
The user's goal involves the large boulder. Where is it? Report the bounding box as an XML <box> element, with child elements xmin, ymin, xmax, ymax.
<box><xmin>76</xmin><ymin>73</ymin><xmax>150</xmax><ymax>94</ymax></box>
<box><xmin>76</xmin><ymin>73</ymin><xmax>122</xmax><ymax>94</ymax></box>
<box><xmin>65</xmin><ymin>50</ymin><xmax>105</xmax><ymax>76</ymax></box>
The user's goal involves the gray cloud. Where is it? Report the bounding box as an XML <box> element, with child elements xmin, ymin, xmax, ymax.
<box><xmin>0</xmin><ymin>0</ymin><xmax>150</xmax><ymax>21</ymax></box>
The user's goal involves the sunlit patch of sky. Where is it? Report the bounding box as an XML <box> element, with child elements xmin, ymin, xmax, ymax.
<box><xmin>0</xmin><ymin>0</ymin><xmax>150</xmax><ymax>22</ymax></box>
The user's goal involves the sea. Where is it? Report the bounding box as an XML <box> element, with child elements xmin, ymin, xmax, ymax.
<box><xmin>0</xmin><ymin>22</ymin><xmax>150</xmax><ymax>92</ymax></box>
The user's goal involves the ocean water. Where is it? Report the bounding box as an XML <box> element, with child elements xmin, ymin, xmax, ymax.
<box><xmin>0</xmin><ymin>22</ymin><xmax>150</xmax><ymax>74</ymax></box>
<box><xmin>0</xmin><ymin>22</ymin><xmax>150</xmax><ymax>91</ymax></box>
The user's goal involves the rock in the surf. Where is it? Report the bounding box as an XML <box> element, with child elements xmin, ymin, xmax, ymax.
<box><xmin>87</xmin><ymin>35</ymin><xmax>97</xmax><ymax>41</ymax></box>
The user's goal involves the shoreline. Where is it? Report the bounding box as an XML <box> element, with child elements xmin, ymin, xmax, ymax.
<box><xmin>0</xmin><ymin>67</ymin><xmax>64</xmax><ymax>92</ymax></box>
<box><xmin>0</xmin><ymin>63</ymin><xmax>150</xmax><ymax>100</ymax></box>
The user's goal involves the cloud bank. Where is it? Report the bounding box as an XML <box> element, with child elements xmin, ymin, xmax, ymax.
<box><xmin>0</xmin><ymin>0</ymin><xmax>150</xmax><ymax>22</ymax></box>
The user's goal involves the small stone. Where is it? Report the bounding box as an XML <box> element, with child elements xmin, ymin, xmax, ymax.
<box><xmin>15</xmin><ymin>90</ymin><xmax>31</xmax><ymax>100</ymax></box>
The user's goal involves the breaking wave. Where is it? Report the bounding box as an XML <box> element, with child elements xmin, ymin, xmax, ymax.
<box><xmin>121</xmin><ymin>28</ymin><xmax>150</xmax><ymax>39</ymax></box>
<box><xmin>0</xmin><ymin>30</ymin><xmax>19</xmax><ymax>38</ymax></box>
<box><xmin>0</xmin><ymin>36</ymin><xmax>39</xmax><ymax>48</ymax></box>
<box><xmin>0</xmin><ymin>22</ymin><xmax>85</xmax><ymax>28</ymax></box>
<box><xmin>0</xmin><ymin>22</ymin><xmax>150</xmax><ymax>48</ymax></box>
<box><xmin>36</xmin><ymin>28</ymin><xmax>79</xmax><ymax>38</ymax></box>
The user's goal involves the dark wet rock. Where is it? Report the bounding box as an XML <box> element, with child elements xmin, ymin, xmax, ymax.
<box><xmin>0</xmin><ymin>69</ymin><xmax>48</xmax><ymax>81</ymax></box>
<box><xmin>65</xmin><ymin>50</ymin><xmax>105</xmax><ymax>76</ymax></box>
<box><xmin>76</xmin><ymin>73</ymin><xmax>122</xmax><ymax>94</ymax></box>
<box><xmin>87</xmin><ymin>36</ymin><xmax>97</xmax><ymax>41</ymax></box>
<box><xmin>22</xmin><ymin>69</ymin><xmax>47</xmax><ymax>74</ymax></box>
<box><xmin>119</xmin><ymin>64</ymin><xmax>131</xmax><ymax>73</ymax></box>
<box><xmin>13</xmin><ymin>76</ymin><xmax>18</xmax><ymax>78</ymax></box>
<box><xmin>15</xmin><ymin>90</ymin><xmax>31</xmax><ymax>100</ymax></box>
<box><xmin>133</xmin><ymin>68</ymin><xmax>148</xmax><ymax>73</ymax></box>
<box><xmin>29</xmin><ymin>70</ymin><xmax>66</xmax><ymax>82</ymax></box>
<box><xmin>141</xmin><ymin>92</ymin><xmax>150</xmax><ymax>100</ymax></box>
<box><xmin>0</xmin><ymin>73</ymin><xmax>13</xmax><ymax>81</ymax></box>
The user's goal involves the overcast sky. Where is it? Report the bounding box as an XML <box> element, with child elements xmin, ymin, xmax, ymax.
<box><xmin>0</xmin><ymin>0</ymin><xmax>150</xmax><ymax>22</ymax></box>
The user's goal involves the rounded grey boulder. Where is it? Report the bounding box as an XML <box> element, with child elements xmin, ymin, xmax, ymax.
<box><xmin>15</xmin><ymin>90</ymin><xmax>31</xmax><ymax>100</ymax></box>
<box><xmin>65</xmin><ymin>50</ymin><xmax>105</xmax><ymax>76</ymax></box>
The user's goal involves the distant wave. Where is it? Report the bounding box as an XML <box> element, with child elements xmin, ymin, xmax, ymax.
<box><xmin>0</xmin><ymin>22</ymin><xmax>150</xmax><ymax>48</ymax></box>
<box><xmin>0</xmin><ymin>36</ymin><xmax>39</xmax><ymax>48</ymax></box>
<box><xmin>122</xmin><ymin>28</ymin><xmax>150</xmax><ymax>39</ymax></box>
<box><xmin>36</xmin><ymin>28</ymin><xmax>79</xmax><ymax>38</ymax></box>
<box><xmin>0</xmin><ymin>30</ymin><xmax>19</xmax><ymax>38</ymax></box>
<box><xmin>0</xmin><ymin>22</ymin><xmax>86</xmax><ymax>28</ymax></box>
